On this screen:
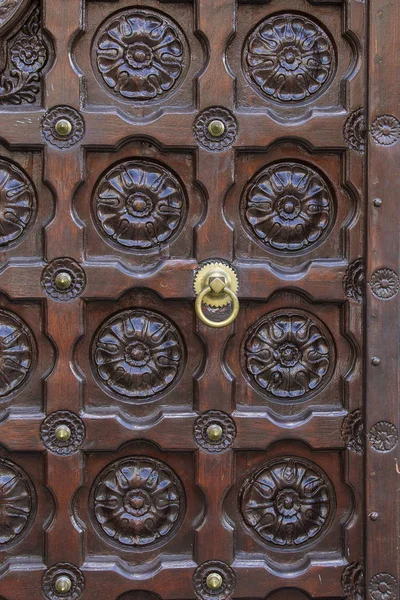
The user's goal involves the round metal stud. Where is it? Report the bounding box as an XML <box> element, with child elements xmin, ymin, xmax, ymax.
<box><xmin>374</xmin><ymin>198</ymin><xmax>382</xmax><ymax>207</ymax></box>
<box><xmin>206</xmin><ymin>573</ymin><xmax>223</xmax><ymax>591</ymax></box>
<box><xmin>55</xmin><ymin>119</ymin><xmax>73</xmax><ymax>137</ymax></box>
<box><xmin>54</xmin><ymin>272</ymin><xmax>72</xmax><ymax>291</ymax></box>
<box><xmin>208</xmin><ymin>120</ymin><xmax>225</xmax><ymax>137</ymax></box>
<box><xmin>369</xmin><ymin>511</ymin><xmax>379</xmax><ymax>521</ymax></box>
<box><xmin>55</xmin><ymin>425</ymin><xmax>72</xmax><ymax>443</ymax></box>
<box><xmin>371</xmin><ymin>356</ymin><xmax>381</xmax><ymax>366</ymax></box>
<box><xmin>55</xmin><ymin>575</ymin><xmax>72</xmax><ymax>594</ymax></box>
<box><xmin>207</xmin><ymin>424</ymin><xmax>223</xmax><ymax>442</ymax></box>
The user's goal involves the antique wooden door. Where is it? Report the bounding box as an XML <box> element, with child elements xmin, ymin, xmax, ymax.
<box><xmin>0</xmin><ymin>0</ymin><xmax>398</xmax><ymax>598</ymax></box>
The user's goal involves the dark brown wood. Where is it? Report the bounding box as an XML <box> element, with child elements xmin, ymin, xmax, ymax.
<box><xmin>0</xmin><ymin>0</ymin><xmax>396</xmax><ymax>599</ymax></box>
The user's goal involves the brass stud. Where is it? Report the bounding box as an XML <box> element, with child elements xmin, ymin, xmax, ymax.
<box><xmin>55</xmin><ymin>575</ymin><xmax>72</xmax><ymax>594</ymax></box>
<box><xmin>207</xmin><ymin>424</ymin><xmax>223</xmax><ymax>442</ymax></box>
<box><xmin>55</xmin><ymin>118</ymin><xmax>73</xmax><ymax>137</ymax></box>
<box><xmin>208</xmin><ymin>119</ymin><xmax>225</xmax><ymax>137</ymax></box>
<box><xmin>55</xmin><ymin>271</ymin><xmax>72</xmax><ymax>291</ymax></box>
<box><xmin>206</xmin><ymin>573</ymin><xmax>223</xmax><ymax>590</ymax></box>
<box><xmin>55</xmin><ymin>425</ymin><xmax>71</xmax><ymax>443</ymax></box>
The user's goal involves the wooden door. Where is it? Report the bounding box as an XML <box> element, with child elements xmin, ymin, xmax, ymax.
<box><xmin>0</xmin><ymin>0</ymin><xmax>398</xmax><ymax>599</ymax></box>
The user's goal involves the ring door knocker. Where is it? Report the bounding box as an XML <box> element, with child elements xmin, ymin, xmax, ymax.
<box><xmin>194</xmin><ymin>262</ymin><xmax>239</xmax><ymax>328</ymax></box>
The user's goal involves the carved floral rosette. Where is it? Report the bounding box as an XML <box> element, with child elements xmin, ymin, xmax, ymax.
<box><xmin>91</xmin><ymin>456</ymin><xmax>185</xmax><ymax>548</ymax></box>
<box><xmin>242</xmin><ymin>162</ymin><xmax>334</xmax><ymax>253</ymax></box>
<box><xmin>0</xmin><ymin>158</ymin><xmax>36</xmax><ymax>248</ymax></box>
<box><xmin>243</xmin><ymin>13</ymin><xmax>336</xmax><ymax>103</ymax></box>
<box><xmin>0</xmin><ymin>2</ymin><xmax>49</xmax><ymax>105</ymax></box>
<box><xmin>40</xmin><ymin>411</ymin><xmax>86</xmax><ymax>455</ymax></box>
<box><xmin>0</xmin><ymin>308</ymin><xmax>34</xmax><ymax>398</ymax></box>
<box><xmin>41</xmin><ymin>257</ymin><xmax>86</xmax><ymax>301</ymax></box>
<box><xmin>41</xmin><ymin>106</ymin><xmax>85</xmax><ymax>149</ymax></box>
<box><xmin>0</xmin><ymin>458</ymin><xmax>35</xmax><ymax>547</ymax></box>
<box><xmin>239</xmin><ymin>456</ymin><xmax>335</xmax><ymax>548</ymax></box>
<box><xmin>341</xmin><ymin>409</ymin><xmax>364</xmax><ymax>455</ymax></box>
<box><xmin>93</xmin><ymin>8</ymin><xmax>187</xmax><ymax>102</ymax></box>
<box><xmin>194</xmin><ymin>410</ymin><xmax>237</xmax><ymax>453</ymax></box>
<box><xmin>342</xmin><ymin>560</ymin><xmax>365</xmax><ymax>600</ymax></box>
<box><xmin>92</xmin><ymin>308</ymin><xmax>183</xmax><ymax>400</ymax></box>
<box><xmin>193</xmin><ymin>561</ymin><xmax>236</xmax><ymax>600</ymax></box>
<box><xmin>42</xmin><ymin>563</ymin><xmax>85</xmax><ymax>600</ymax></box>
<box><xmin>243</xmin><ymin>309</ymin><xmax>334</xmax><ymax>401</ymax></box>
<box><xmin>93</xmin><ymin>159</ymin><xmax>186</xmax><ymax>250</ymax></box>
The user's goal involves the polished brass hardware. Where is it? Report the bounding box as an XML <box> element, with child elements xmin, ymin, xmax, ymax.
<box><xmin>206</xmin><ymin>573</ymin><xmax>223</xmax><ymax>590</ymax></box>
<box><xmin>55</xmin><ymin>425</ymin><xmax>71</xmax><ymax>442</ymax></box>
<box><xmin>207</xmin><ymin>424</ymin><xmax>223</xmax><ymax>442</ymax></box>
<box><xmin>208</xmin><ymin>119</ymin><xmax>225</xmax><ymax>137</ymax></box>
<box><xmin>55</xmin><ymin>118</ymin><xmax>73</xmax><ymax>137</ymax></box>
<box><xmin>55</xmin><ymin>272</ymin><xmax>72</xmax><ymax>290</ymax></box>
<box><xmin>194</xmin><ymin>262</ymin><xmax>239</xmax><ymax>328</ymax></box>
<box><xmin>55</xmin><ymin>575</ymin><xmax>72</xmax><ymax>594</ymax></box>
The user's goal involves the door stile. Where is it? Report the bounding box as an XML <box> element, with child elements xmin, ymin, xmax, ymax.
<box><xmin>367</xmin><ymin>0</ymin><xmax>400</xmax><ymax>595</ymax></box>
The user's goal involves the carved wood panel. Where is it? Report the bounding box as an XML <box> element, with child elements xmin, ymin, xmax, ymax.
<box><xmin>0</xmin><ymin>0</ymin><xmax>398</xmax><ymax>599</ymax></box>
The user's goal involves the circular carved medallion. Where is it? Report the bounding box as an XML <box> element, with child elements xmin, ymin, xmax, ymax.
<box><xmin>368</xmin><ymin>421</ymin><xmax>398</xmax><ymax>453</ymax></box>
<box><xmin>41</xmin><ymin>258</ymin><xmax>86</xmax><ymax>301</ymax></box>
<box><xmin>240</xmin><ymin>456</ymin><xmax>334</xmax><ymax>548</ymax></box>
<box><xmin>369</xmin><ymin>573</ymin><xmax>398</xmax><ymax>600</ymax></box>
<box><xmin>194</xmin><ymin>410</ymin><xmax>236</xmax><ymax>453</ymax></box>
<box><xmin>93</xmin><ymin>160</ymin><xmax>186</xmax><ymax>250</ymax></box>
<box><xmin>193</xmin><ymin>561</ymin><xmax>236</xmax><ymax>600</ymax></box>
<box><xmin>0</xmin><ymin>159</ymin><xmax>36</xmax><ymax>247</ymax></box>
<box><xmin>93</xmin><ymin>8</ymin><xmax>187</xmax><ymax>102</ymax></box>
<box><xmin>369</xmin><ymin>268</ymin><xmax>399</xmax><ymax>300</ymax></box>
<box><xmin>243</xmin><ymin>162</ymin><xmax>334</xmax><ymax>253</ymax></box>
<box><xmin>0</xmin><ymin>458</ymin><xmax>35</xmax><ymax>546</ymax></box>
<box><xmin>193</xmin><ymin>107</ymin><xmax>238</xmax><ymax>152</ymax></box>
<box><xmin>92</xmin><ymin>308</ymin><xmax>183</xmax><ymax>400</ymax></box>
<box><xmin>41</xmin><ymin>411</ymin><xmax>86</xmax><ymax>455</ymax></box>
<box><xmin>0</xmin><ymin>309</ymin><xmax>34</xmax><ymax>397</ymax></box>
<box><xmin>371</xmin><ymin>115</ymin><xmax>400</xmax><ymax>146</ymax></box>
<box><xmin>42</xmin><ymin>563</ymin><xmax>85</xmax><ymax>600</ymax></box>
<box><xmin>243</xmin><ymin>13</ymin><xmax>336</xmax><ymax>103</ymax></box>
<box><xmin>243</xmin><ymin>309</ymin><xmax>334</xmax><ymax>401</ymax></box>
<box><xmin>41</xmin><ymin>106</ymin><xmax>85</xmax><ymax>149</ymax></box>
<box><xmin>91</xmin><ymin>456</ymin><xmax>185</xmax><ymax>548</ymax></box>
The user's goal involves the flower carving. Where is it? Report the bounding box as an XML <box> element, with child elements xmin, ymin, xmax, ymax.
<box><xmin>341</xmin><ymin>409</ymin><xmax>364</xmax><ymax>455</ymax></box>
<box><xmin>244</xmin><ymin>14</ymin><xmax>335</xmax><ymax>103</ymax></box>
<box><xmin>193</xmin><ymin>107</ymin><xmax>238</xmax><ymax>152</ymax></box>
<box><xmin>244</xmin><ymin>310</ymin><xmax>333</xmax><ymax>400</ymax></box>
<box><xmin>0</xmin><ymin>159</ymin><xmax>36</xmax><ymax>247</ymax></box>
<box><xmin>95</xmin><ymin>8</ymin><xmax>186</xmax><ymax>101</ymax></box>
<box><xmin>369</xmin><ymin>268</ymin><xmax>399</xmax><ymax>299</ymax></box>
<box><xmin>92</xmin><ymin>309</ymin><xmax>183</xmax><ymax>400</ymax></box>
<box><xmin>41</xmin><ymin>258</ymin><xmax>86</xmax><ymax>301</ymax></box>
<box><xmin>343</xmin><ymin>259</ymin><xmax>365</xmax><ymax>302</ymax></box>
<box><xmin>240</xmin><ymin>457</ymin><xmax>334</xmax><ymax>547</ymax></box>
<box><xmin>10</xmin><ymin>34</ymin><xmax>47</xmax><ymax>73</ymax></box>
<box><xmin>41</xmin><ymin>106</ymin><xmax>85</xmax><ymax>149</ymax></box>
<box><xmin>193</xmin><ymin>561</ymin><xmax>236</xmax><ymax>600</ymax></box>
<box><xmin>0</xmin><ymin>309</ymin><xmax>33</xmax><ymax>397</ymax></box>
<box><xmin>92</xmin><ymin>456</ymin><xmax>185</xmax><ymax>548</ymax></box>
<box><xmin>93</xmin><ymin>160</ymin><xmax>185</xmax><ymax>250</ymax></box>
<box><xmin>344</xmin><ymin>109</ymin><xmax>366</xmax><ymax>153</ymax></box>
<box><xmin>40</xmin><ymin>411</ymin><xmax>86</xmax><ymax>456</ymax></box>
<box><xmin>243</xmin><ymin>162</ymin><xmax>334</xmax><ymax>253</ymax></box>
<box><xmin>42</xmin><ymin>563</ymin><xmax>85</xmax><ymax>600</ymax></box>
<box><xmin>369</xmin><ymin>573</ymin><xmax>398</xmax><ymax>600</ymax></box>
<box><xmin>0</xmin><ymin>458</ymin><xmax>34</xmax><ymax>545</ymax></box>
<box><xmin>371</xmin><ymin>115</ymin><xmax>400</xmax><ymax>146</ymax></box>
<box><xmin>194</xmin><ymin>410</ymin><xmax>237</xmax><ymax>453</ymax></box>
<box><xmin>342</xmin><ymin>560</ymin><xmax>365</xmax><ymax>600</ymax></box>
<box><xmin>368</xmin><ymin>421</ymin><xmax>398</xmax><ymax>453</ymax></box>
